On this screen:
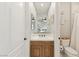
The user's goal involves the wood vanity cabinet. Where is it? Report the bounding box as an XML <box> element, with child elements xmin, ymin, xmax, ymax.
<box><xmin>30</xmin><ymin>41</ymin><xmax>54</xmax><ymax>57</ymax></box>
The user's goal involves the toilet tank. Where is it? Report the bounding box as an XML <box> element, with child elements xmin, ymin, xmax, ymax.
<box><xmin>61</xmin><ymin>39</ymin><xmax>70</xmax><ymax>47</ymax></box>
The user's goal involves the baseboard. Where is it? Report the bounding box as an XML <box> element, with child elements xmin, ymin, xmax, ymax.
<box><xmin>0</xmin><ymin>55</ymin><xmax>8</xmax><ymax>57</ymax></box>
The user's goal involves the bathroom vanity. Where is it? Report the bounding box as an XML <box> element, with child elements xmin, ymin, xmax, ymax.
<box><xmin>30</xmin><ymin>41</ymin><xmax>54</xmax><ymax>57</ymax></box>
<box><xmin>30</xmin><ymin>34</ymin><xmax>54</xmax><ymax>57</ymax></box>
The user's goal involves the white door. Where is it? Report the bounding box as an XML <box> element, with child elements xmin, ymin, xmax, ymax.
<box><xmin>0</xmin><ymin>3</ymin><xmax>11</xmax><ymax>56</ymax></box>
<box><xmin>9</xmin><ymin>2</ymin><xmax>31</xmax><ymax>57</ymax></box>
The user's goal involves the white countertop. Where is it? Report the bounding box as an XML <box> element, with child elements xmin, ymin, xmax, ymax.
<box><xmin>31</xmin><ymin>34</ymin><xmax>54</xmax><ymax>41</ymax></box>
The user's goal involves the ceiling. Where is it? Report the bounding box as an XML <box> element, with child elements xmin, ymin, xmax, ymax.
<box><xmin>33</xmin><ymin>2</ymin><xmax>51</xmax><ymax>17</ymax></box>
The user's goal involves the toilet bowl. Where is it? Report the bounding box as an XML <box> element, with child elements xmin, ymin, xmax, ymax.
<box><xmin>64</xmin><ymin>47</ymin><xmax>79</xmax><ymax>57</ymax></box>
<box><xmin>61</xmin><ymin>39</ymin><xmax>79</xmax><ymax>57</ymax></box>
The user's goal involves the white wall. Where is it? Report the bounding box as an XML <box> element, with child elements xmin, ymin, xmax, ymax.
<box><xmin>70</xmin><ymin>3</ymin><xmax>79</xmax><ymax>51</ymax></box>
<box><xmin>71</xmin><ymin>3</ymin><xmax>79</xmax><ymax>31</ymax></box>
<box><xmin>59</xmin><ymin>3</ymin><xmax>71</xmax><ymax>38</ymax></box>
<box><xmin>29</xmin><ymin>2</ymin><xmax>37</xmax><ymax>18</ymax></box>
<box><xmin>48</xmin><ymin>3</ymin><xmax>55</xmax><ymax>33</ymax></box>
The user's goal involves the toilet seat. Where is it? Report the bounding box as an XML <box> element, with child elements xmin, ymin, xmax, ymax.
<box><xmin>64</xmin><ymin>47</ymin><xmax>79</xmax><ymax>56</ymax></box>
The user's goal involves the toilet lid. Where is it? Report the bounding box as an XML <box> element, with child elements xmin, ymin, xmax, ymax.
<box><xmin>65</xmin><ymin>47</ymin><xmax>78</xmax><ymax>55</ymax></box>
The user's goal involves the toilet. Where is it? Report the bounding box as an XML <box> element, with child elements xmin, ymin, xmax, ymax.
<box><xmin>61</xmin><ymin>39</ymin><xmax>79</xmax><ymax>57</ymax></box>
<box><xmin>64</xmin><ymin>46</ymin><xmax>79</xmax><ymax>57</ymax></box>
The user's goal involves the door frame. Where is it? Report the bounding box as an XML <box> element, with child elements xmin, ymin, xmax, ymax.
<box><xmin>54</xmin><ymin>3</ymin><xmax>61</xmax><ymax>57</ymax></box>
<box><xmin>24</xmin><ymin>2</ymin><xmax>31</xmax><ymax>57</ymax></box>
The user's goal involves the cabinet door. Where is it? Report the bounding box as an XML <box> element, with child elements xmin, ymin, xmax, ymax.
<box><xmin>30</xmin><ymin>41</ymin><xmax>54</xmax><ymax>57</ymax></box>
<box><xmin>30</xmin><ymin>45</ymin><xmax>42</xmax><ymax>57</ymax></box>
<box><xmin>42</xmin><ymin>45</ymin><xmax>54</xmax><ymax>57</ymax></box>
